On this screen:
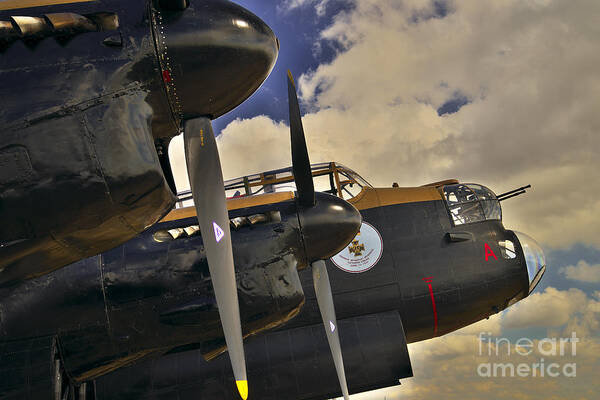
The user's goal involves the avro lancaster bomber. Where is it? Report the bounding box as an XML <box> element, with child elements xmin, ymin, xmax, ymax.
<box><xmin>0</xmin><ymin>72</ymin><xmax>546</xmax><ymax>399</ymax></box>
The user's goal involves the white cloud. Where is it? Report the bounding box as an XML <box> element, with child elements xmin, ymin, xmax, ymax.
<box><xmin>168</xmin><ymin>116</ymin><xmax>291</xmax><ymax>192</ymax></box>
<box><xmin>454</xmin><ymin>313</ymin><xmax>503</xmax><ymax>336</ymax></box>
<box><xmin>294</xmin><ymin>0</ymin><xmax>600</xmax><ymax>248</ymax></box>
<box><xmin>559</xmin><ymin>260</ymin><xmax>600</xmax><ymax>283</ymax></box>
<box><xmin>171</xmin><ymin>0</ymin><xmax>600</xmax><ymax>249</ymax></box>
<box><xmin>502</xmin><ymin>287</ymin><xmax>589</xmax><ymax>329</ymax></box>
<box><xmin>279</xmin><ymin>0</ymin><xmax>331</xmax><ymax>16</ymax></box>
<box><xmin>501</xmin><ymin>286</ymin><xmax>600</xmax><ymax>340</ymax></box>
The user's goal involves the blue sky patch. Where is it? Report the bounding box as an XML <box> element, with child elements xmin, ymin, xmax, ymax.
<box><xmin>437</xmin><ymin>92</ymin><xmax>471</xmax><ymax>116</ymax></box>
<box><xmin>212</xmin><ymin>0</ymin><xmax>355</xmax><ymax>134</ymax></box>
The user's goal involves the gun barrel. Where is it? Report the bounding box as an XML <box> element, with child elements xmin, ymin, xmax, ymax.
<box><xmin>497</xmin><ymin>184</ymin><xmax>531</xmax><ymax>199</ymax></box>
<box><xmin>498</xmin><ymin>190</ymin><xmax>527</xmax><ymax>202</ymax></box>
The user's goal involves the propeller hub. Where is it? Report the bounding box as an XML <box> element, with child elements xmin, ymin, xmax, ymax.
<box><xmin>298</xmin><ymin>192</ymin><xmax>362</xmax><ymax>262</ymax></box>
<box><xmin>152</xmin><ymin>0</ymin><xmax>279</xmax><ymax>120</ymax></box>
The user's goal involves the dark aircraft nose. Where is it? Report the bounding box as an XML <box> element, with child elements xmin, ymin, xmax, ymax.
<box><xmin>298</xmin><ymin>192</ymin><xmax>363</xmax><ymax>263</ymax></box>
<box><xmin>153</xmin><ymin>0</ymin><xmax>279</xmax><ymax>119</ymax></box>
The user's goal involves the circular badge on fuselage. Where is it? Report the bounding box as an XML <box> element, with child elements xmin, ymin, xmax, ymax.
<box><xmin>330</xmin><ymin>222</ymin><xmax>383</xmax><ymax>273</ymax></box>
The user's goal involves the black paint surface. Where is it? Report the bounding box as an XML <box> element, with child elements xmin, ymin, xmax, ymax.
<box><xmin>0</xmin><ymin>194</ymin><xmax>530</xmax><ymax>399</ymax></box>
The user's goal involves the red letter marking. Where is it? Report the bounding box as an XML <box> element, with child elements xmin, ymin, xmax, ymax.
<box><xmin>422</xmin><ymin>277</ymin><xmax>438</xmax><ymax>334</ymax></box>
<box><xmin>162</xmin><ymin>70</ymin><xmax>172</xmax><ymax>83</ymax></box>
<box><xmin>484</xmin><ymin>243</ymin><xmax>497</xmax><ymax>261</ymax></box>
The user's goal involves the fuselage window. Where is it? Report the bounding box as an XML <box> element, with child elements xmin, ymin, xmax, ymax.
<box><xmin>443</xmin><ymin>184</ymin><xmax>501</xmax><ymax>226</ymax></box>
<box><xmin>498</xmin><ymin>240</ymin><xmax>516</xmax><ymax>259</ymax></box>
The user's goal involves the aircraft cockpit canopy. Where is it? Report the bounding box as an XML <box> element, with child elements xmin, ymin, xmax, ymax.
<box><xmin>443</xmin><ymin>183</ymin><xmax>502</xmax><ymax>226</ymax></box>
<box><xmin>223</xmin><ymin>162</ymin><xmax>371</xmax><ymax>199</ymax></box>
<box><xmin>176</xmin><ymin>162</ymin><xmax>372</xmax><ymax>208</ymax></box>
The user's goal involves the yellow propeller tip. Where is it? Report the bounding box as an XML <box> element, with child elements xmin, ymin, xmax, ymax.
<box><xmin>287</xmin><ymin>69</ymin><xmax>296</xmax><ymax>88</ymax></box>
<box><xmin>236</xmin><ymin>380</ymin><xmax>249</xmax><ymax>400</ymax></box>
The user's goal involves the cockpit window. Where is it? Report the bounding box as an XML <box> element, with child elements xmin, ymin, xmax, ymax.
<box><xmin>337</xmin><ymin>167</ymin><xmax>370</xmax><ymax>199</ymax></box>
<box><xmin>174</xmin><ymin>162</ymin><xmax>372</xmax><ymax>208</ymax></box>
<box><xmin>467</xmin><ymin>184</ymin><xmax>501</xmax><ymax>220</ymax></box>
<box><xmin>445</xmin><ymin>184</ymin><xmax>477</xmax><ymax>204</ymax></box>
<box><xmin>468</xmin><ymin>184</ymin><xmax>494</xmax><ymax>200</ymax></box>
<box><xmin>443</xmin><ymin>184</ymin><xmax>501</xmax><ymax>226</ymax></box>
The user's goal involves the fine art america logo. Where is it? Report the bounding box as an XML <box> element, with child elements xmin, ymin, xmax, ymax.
<box><xmin>477</xmin><ymin>332</ymin><xmax>579</xmax><ymax>378</ymax></box>
<box><xmin>331</xmin><ymin>222</ymin><xmax>383</xmax><ymax>273</ymax></box>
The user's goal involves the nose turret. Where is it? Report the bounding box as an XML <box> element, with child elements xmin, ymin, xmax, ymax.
<box><xmin>298</xmin><ymin>192</ymin><xmax>362</xmax><ymax>263</ymax></box>
<box><xmin>152</xmin><ymin>0</ymin><xmax>279</xmax><ymax>120</ymax></box>
<box><xmin>513</xmin><ymin>231</ymin><xmax>546</xmax><ymax>294</ymax></box>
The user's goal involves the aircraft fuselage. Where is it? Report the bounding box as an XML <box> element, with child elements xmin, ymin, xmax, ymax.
<box><xmin>0</xmin><ymin>185</ymin><xmax>530</xmax><ymax>399</ymax></box>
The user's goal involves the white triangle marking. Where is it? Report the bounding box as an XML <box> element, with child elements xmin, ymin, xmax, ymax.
<box><xmin>330</xmin><ymin>321</ymin><xmax>336</xmax><ymax>333</ymax></box>
<box><xmin>213</xmin><ymin>222</ymin><xmax>225</xmax><ymax>243</ymax></box>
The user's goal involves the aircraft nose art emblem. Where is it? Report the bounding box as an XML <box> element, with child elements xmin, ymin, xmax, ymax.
<box><xmin>331</xmin><ymin>222</ymin><xmax>383</xmax><ymax>273</ymax></box>
<box><xmin>348</xmin><ymin>239</ymin><xmax>365</xmax><ymax>256</ymax></box>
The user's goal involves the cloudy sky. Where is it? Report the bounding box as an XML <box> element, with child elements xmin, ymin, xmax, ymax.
<box><xmin>169</xmin><ymin>1</ymin><xmax>599</xmax><ymax>398</ymax></box>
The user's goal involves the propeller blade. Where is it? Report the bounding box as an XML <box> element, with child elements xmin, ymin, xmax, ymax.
<box><xmin>287</xmin><ymin>70</ymin><xmax>315</xmax><ymax>207</ymax></box>
<box><xmin>312</xmin><ymin>260</ymin><xmax>349</xmax><ymax>400</ymax></box>
<box><xmin>183</xmin><ymin>117</ymin><xmax>248</xmax><ymax>400</ymax></box>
